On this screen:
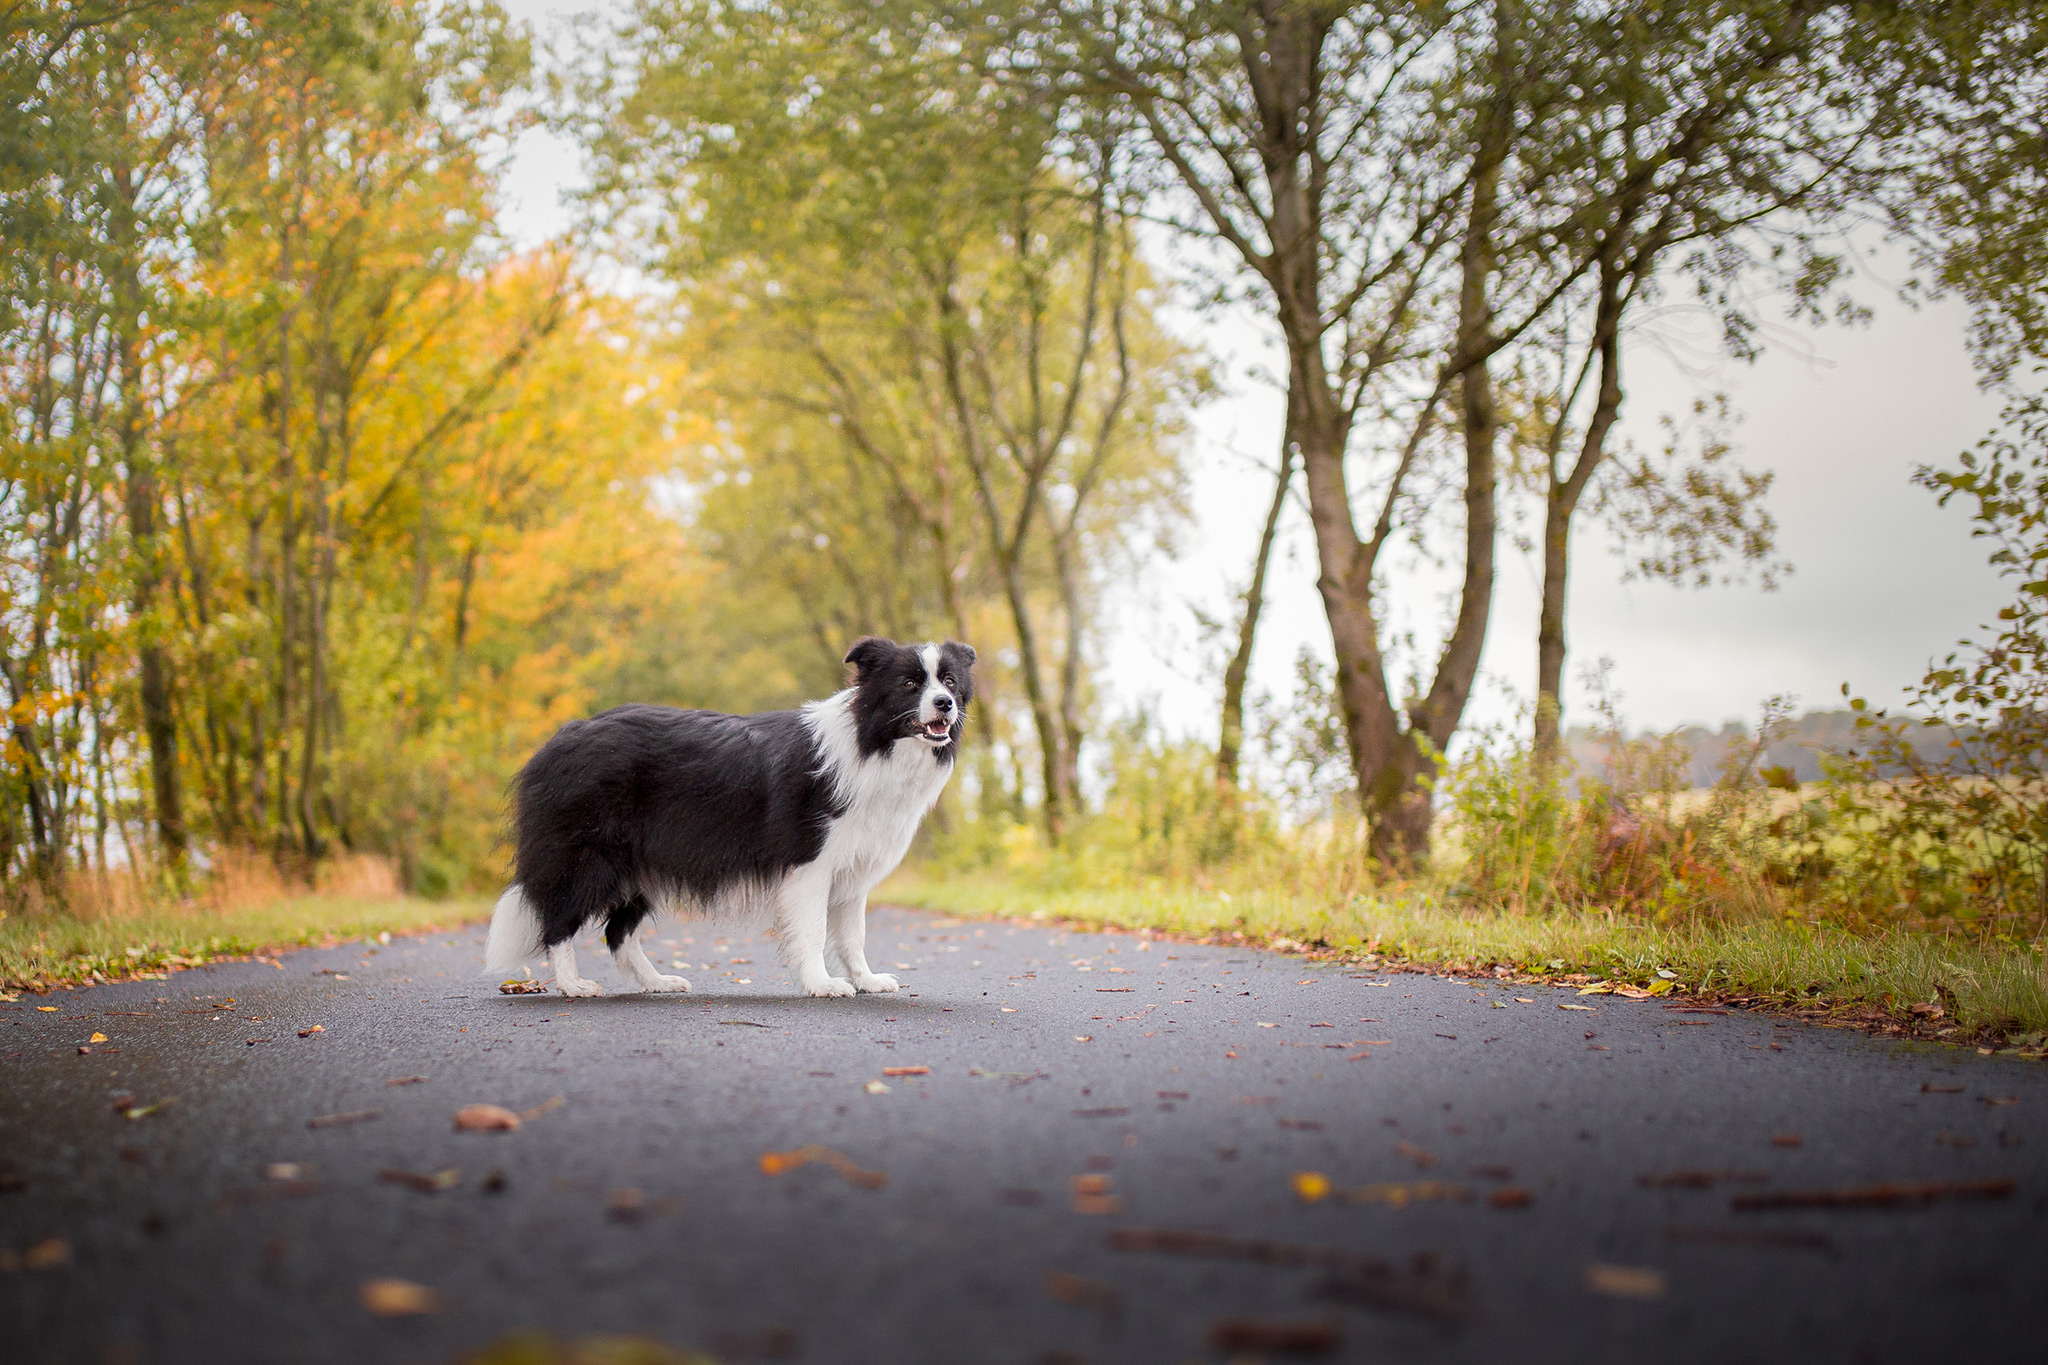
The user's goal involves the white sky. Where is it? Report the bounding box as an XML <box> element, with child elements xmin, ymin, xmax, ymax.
<box><xmin>495</xmin><ymin>0</ymin><xmax>2010</xmax><ymax>741</ymax></box>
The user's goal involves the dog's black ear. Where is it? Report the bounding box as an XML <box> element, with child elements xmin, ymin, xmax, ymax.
<box><xmin>844</xmin><ymin>636</ymin><xmax>896</xmax><ymax>679</ymax></box>
<box><xmin>946</xmin><ymin>642</ymin><xmax>977</xmax><ymax>666</ymax></box>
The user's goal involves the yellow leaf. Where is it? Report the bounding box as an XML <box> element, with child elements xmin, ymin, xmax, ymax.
<box><xmin>1586</xmin><ymin>1263</ymin><xmax>1668</xmax><ymax>1299</ymax></box>
<box><xmin>1291</xmin><ymin>1170</ymin><xmax>1331</xmax><ymax>1204</ymax></box>
<box><xmin>360</xmin><ymin>1279</ymin><xmax>440</xmax><ymax>1316</ymax></box>
<box><xmin>89</xmin><ymin>1032</ymin><xmax>108</xmax><ymax>1043</ymax></box>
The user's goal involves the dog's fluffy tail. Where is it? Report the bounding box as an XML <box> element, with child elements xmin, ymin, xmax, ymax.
<box><xmin>482</xmin><ymin>884</ymin><xmax>544</xmax><ymax>977</ymax></box>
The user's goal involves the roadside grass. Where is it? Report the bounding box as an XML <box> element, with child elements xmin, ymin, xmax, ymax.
<box><xmin>883</xmin><ymin>867</ymin><xmax>2048</xmax><ymax>1046</ymax></box>
<box><xmin>0</xmin><ymin>891</ymin><xmax>492</xmax><ymax>992</ymax></box>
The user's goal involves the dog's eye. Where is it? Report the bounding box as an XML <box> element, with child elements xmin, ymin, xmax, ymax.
<box><xmin>903</xmin><ymin>677</ymin><xmax>919</xmax><ymax>689</ymax></box>
<box><xmin>940</xmin><ymin>675</ymin><xmax>955</xmax><ymax>689</ymax></box>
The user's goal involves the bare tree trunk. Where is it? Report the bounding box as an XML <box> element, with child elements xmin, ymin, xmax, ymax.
<box><xmin>1217</xmin><ymin>390</ymin><xmax>1297</xmax><ymax>788</ymax></box>
<box><xmin>1535</xmin><ymin>285</ymin><xmax>1624</xmax><ymax>763</ymax></box>
<box><xmin>110</xmin><ymin>153</ymin><xmax>187</xmax><ymax>868</ymax></box>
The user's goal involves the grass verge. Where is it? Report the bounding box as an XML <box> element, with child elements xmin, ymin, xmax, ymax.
<box><xmin>884</xmin><ymin>868</ymin><xmax>2048</xmax><ymax>1053</ymax></box>
<box><xmin>0</xmin><ymin>893</ymin><xmax>492</xmax><ymax>994</ymax></box>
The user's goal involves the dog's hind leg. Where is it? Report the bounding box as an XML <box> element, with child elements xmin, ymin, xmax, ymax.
<box><xmin>827</xmin><ymin>888</ymin><xmax>897</xmax><ymax>993</ymax></box>
<box><xmin>608</xmin><ymin>894</ymin><xmax>690</xmax><ymax>993</ymax></box>
<box><xmin>777</xmin><ymin>864</ymin><xmax>854</xmax><ymax>998</ymax></box>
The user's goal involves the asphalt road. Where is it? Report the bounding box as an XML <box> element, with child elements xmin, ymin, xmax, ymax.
<box><xmin>3</xmin><ymin>905</ymin><xmax>2044</xmax><ymax>1365</ymax></box>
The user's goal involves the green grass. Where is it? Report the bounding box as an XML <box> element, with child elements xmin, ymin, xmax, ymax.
<box><xmin>884</xmin><ymin>867</ymin><xmax>2048</xmax><ymax>1045</ymax></box>
<box><xmin>0</xmin><ymin>892</ymin><xmax>492</xmax><ymax>992</ymax></box>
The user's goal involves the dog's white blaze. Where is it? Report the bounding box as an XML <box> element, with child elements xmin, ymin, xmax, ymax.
<box><xmin>916</xmin><ymin>642</ymin><xmax>952</xmax><ymax>729</ymax></box>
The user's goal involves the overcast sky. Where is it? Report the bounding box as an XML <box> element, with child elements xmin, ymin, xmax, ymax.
<box><xmin>494</xmin><ymin>0</ymin><xmax>2011</xmax><ymax>741</ymax></box>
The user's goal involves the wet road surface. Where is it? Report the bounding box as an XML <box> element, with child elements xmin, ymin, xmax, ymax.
<box><xmin>3</xmin><ymin>905</ymin><xmax>2044</xmax><ymax>1364</ymax></box>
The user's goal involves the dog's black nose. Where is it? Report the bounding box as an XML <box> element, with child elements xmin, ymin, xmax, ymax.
<box><xmin>934</xmin><ymin>694</ymin><xmax>954</xmax><ymax>713</ymax></box>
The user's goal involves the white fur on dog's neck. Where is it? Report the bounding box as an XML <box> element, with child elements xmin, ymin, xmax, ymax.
<box><xmin>802</xmin><ymin>688</ymin><xmax>954</xmax><ymax>852</ymax></box>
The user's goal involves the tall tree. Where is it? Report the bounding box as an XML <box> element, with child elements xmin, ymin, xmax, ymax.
<box><xmin>586</xmin><ymin>0</ymin><xmax>1199</xmax><ymax>840</ymax></box>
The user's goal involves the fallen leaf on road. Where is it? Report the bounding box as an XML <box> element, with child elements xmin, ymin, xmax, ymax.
<box><xmin>218</xmin><ymin>1181</ymin><xmax>318</xmax><ymax>1205</ymax></box>
<box><xmin>37</xmin><ymin>1006</ymin><xmax>56</xmax><ymax>1012</ymax></box>
<box><xmin>1515</xmin><ymin>998</ymin><xmax>1534</xmax><ymax>1004</ymax></box>
<box><xmin>1558</xmin><ymin>1004</ymin><xmax>1596</xmax><ymax>1012</ymax></box>
<box><xmin>1044</xmin><ymin>1269</ymin><xmax>1121</xmax><ymax>1319</ymax></box>
<box><xmin>298</xmin><ymin>1026</ymin><xmax>324</xmax><ymax>1037</ymax></box>
<box><xmin>267</xmin><ymin>1163</ymin><xmax>304</xmax><ymax>1181</ymax></box>
<box><xmin>1297</xmin><ymin>980</ymin><xmax>1317</xmax><ymax>987</ymax></box>
<box><xmin>0</xmin><ymin>1238</ymin><xmax>71</xmax><ymax>1272</ymax></box>
<box><xmin>1095</xmin><ymin>988</ymin><xmax>1133</xmax><ymax>993</ymax></box>
<box><xmin>360</xmin><ymin>1279</ymin><xmax>439</xmax><ymax>1316</ymax></box>
<box><xmin>1666</xmin><ymin>1226</ymin><xmax>1834</xmax><ymax>1251</ymax></box>
<box><xmin>1772</xmin><ymin>1134</ymin><xmax>1803</xmax><ymax>1147</ymax></box>
<box><xmin>1343</xmin><ymin>1181</ymin><xmax>1468</xmax><ymax>1209</ymax></box>
<box><xmin>1073</xmin><ymin>1035</ymin><xmax>1092</xmax><ymax>1043</ymax></box>
<box><xmin>517</xmin><ymin>1096</ymin><xmax>565</xmax><ymax>1122</ymax></box>
<box><xmin>1920</xmin><ymin>1081</ymin><xmax>1963</xmax><ymax>1094</ymax></box>
<box><xmin>498</xmin><ymin>980</ymin><xmax>547</xmax><ymax>995</ymax></box>
<box><xmin>758</xmin><ymin>1145</ymin><xmax>885</xmax><ymax>1188</ymax></box>
<box><xmin>607</xmin><ymin>1187</ymin><xmax>646</xmax><ymax>1222</ymax></box>
<box><xmin>1980</xmin><ymin>1095</ymin><xmax>2019</xmax><ymax>1106</ymax></box>
<box><xmin>880</xmin><ymin>1065</ymin><xmax>929</xmax><ymax>1077</ymax></box>
<box><xmin>1309</xmin><ymin>1021</ymin><xmax>1333</xmax><ymax>1027</ymax></box>
<box><xmin>1107</xmin><ymin>1228</ymin><xmax>1468</xmax><ymax>1320</ymax></box>
<box><xmin>1211</xmin><ymin>1317</ymin><xmax>1339</xmax><ymax>1354</ymax></box>
<box><xmin>1394</xmin><ymin>1141</ymin><xmax>1438</xmax><ymax>1169</ymax></box>
<box><xmin>1637</xmin><ymin>1170</ymin><xmax>1769</xmax><ymax>1189</ymax></box>
<box><xmin>385</xmin><ymin>1075</ymin><xmax>428</xmax><ymax>1087</ymax></box>
<box><xmin>88</xmin><ymin>1032</ymin><xmax>107</xmax><ymax>1043</ymax></box>
<box><xmin>1586</xmin><ymin>1263</ymin><xmax>1667</xmax><ymax>1299</ymax></box>
<box><xmin>1070</xmin><ymin>1172</ymin><xmax>1120</xmax><ymax>1214</ymax></box>
<box><xmin>1292</xmin><ymin>1171</ymin><xmax>1332</xmax><ymax>1204</ymax></box>
<box><xmin>1488</xmin><ymin>1188</ymin><xmax>1533</xmax><ymax>1209</ymax></box>
<box><xmin>245</xmin><ymin>1038</ymin><xmax>270</xmax><ymax>1045</ymax></box>
<box><xmin>1257</xmin><ymin>1022</ymin><xmax>1279</xmax><ymax>1028</ymax></box>
<box><xmin>1731</xmin><ymin>1178</ymin><xmax>2015</xmax><ymax>1210</ymax></box>
<box><xmin>124</xmin><ymin>1097</ymin><xmax>174</xmax><ymax>1120</ymax></box>
<box><xmin>863</xmin><ymin>1080</ymin><xmax>891</xmax><ymax>1094</ymax></box>
<box><xmin>452</xmin><ymin>1105</ymin><xmax>521</xmax><ymax>1132</ymax></box>
<box><xmin>379</xmin><ymin>1168</ymin><xmax>459</xmax><ymax>1193</ymax></box>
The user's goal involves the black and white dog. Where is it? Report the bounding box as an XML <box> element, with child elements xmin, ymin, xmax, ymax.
<box><xmin>483</xmin><ymin>637</ymin><xmax>975</xmax><ymax>997</ymax></box>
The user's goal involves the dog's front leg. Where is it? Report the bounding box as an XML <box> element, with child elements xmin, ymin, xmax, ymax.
<box><xmin>779</xmin><ymin>865</ymin><xmax>854</xmax><ymax>997</ymax></box>
<box><xmin>827</xmin><ymin>888</ymin><xmax>897</xmax><ymax>993</ymax></box>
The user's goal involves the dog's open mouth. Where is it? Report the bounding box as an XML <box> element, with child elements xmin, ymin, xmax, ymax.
<box><xmin>918</xmin><ymin>718</ymin><xmax>952</xmax><ymax>741</ymax></box>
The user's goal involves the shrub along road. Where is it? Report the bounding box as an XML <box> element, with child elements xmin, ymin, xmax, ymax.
<box><xmin>2</xmin><ymin>906</ymin><xmax>2043</xmax><ymax>1364</ymax></box>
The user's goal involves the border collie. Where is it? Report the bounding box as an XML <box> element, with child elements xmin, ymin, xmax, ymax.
<box><xmin>483</xmin><ymin>637</ymin><xmax>975</xmax><ymax>997</ymax></box>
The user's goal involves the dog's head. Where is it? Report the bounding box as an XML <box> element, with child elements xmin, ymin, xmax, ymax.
<box><xmin>844</xmin><ymin>637</ymin><xmax>976</xmax><ymax>758</ymax></box>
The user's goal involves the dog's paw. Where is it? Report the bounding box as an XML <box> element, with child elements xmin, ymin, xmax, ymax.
<box><xmin>804</xmin><ymin>976</ymin><xmax>858</xmax><ymax>998</ymax></box>
<box><xmin>852</xmin><ymin>972</ymin><xmax>900</xmax><ymax>993</ymax></box>
<box><xmin>641</xmin><ymin>974</ymin><xmax>691</xmax><ymax>993</ymax></box>
<box><xmin>556</xmin><ymin>976</ymin><xmax>605</xmax><ymax>998</ymax></box>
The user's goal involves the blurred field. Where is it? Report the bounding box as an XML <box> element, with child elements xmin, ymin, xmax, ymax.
<box><xmin>884</xmin><ymin>867</ymin><xmax>2048</xmax><ymax>1041</ymax></box>
<box><xmin>0</xmin><ymin>855</ymin><xmax>488</xmax><ymax>991</ymax></box>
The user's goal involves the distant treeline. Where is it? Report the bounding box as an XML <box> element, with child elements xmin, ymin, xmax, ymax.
<box><xmin>1567</xmin><ymin>711</ymin><xmax>1960</xmax><ymax>790</ymax></box>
